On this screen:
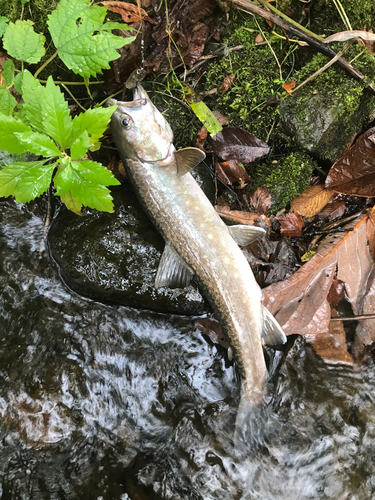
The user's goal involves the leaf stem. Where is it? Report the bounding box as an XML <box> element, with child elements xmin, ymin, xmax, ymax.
<box><xmin>34</xmin><ymin>50</ymin><xmax>58</xmax><ymax>78</ymax></box>
<box><xmin>60</xmin><ymin>83</ymin><xmax>86</xmax><ymax>111</ymax></box>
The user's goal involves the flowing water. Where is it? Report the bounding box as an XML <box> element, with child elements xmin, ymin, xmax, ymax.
<box><xmin>0</xmin><ymin>198</ymin><xmax>375</xmax><ymax>500</ymax></box>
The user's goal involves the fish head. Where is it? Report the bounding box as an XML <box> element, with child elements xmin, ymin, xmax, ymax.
<box><xmin>107</xmin><ymin>85</ymin><xmax>174</xmax><ymax>163</ymax></box>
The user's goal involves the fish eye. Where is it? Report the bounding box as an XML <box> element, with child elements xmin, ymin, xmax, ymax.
<box><xmin>121</xmin><ymin>115</ymin><xmax>132</xmax><ymax>128</ymax></box>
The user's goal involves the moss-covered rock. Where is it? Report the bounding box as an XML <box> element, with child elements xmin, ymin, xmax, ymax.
<box><xmin>279</xmin><ymin>45</ymin><xmax>375</xmax><ymax>161</ymax></box>
<box><xmin>251</xmin><ymin>151</ymin><xmax>317</xmax><ymax>213</ymax></box>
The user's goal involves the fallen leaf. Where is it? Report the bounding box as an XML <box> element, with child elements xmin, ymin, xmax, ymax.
<box><xmin>324</xmin><ymin>30</ymin><xmax>375</xmax><ymax>44</ymax></box>
<box><xmin>325</xmin><ymin>127</ymin><xmax>375</xmax><ymax>197</ymax></box>
<box><xmin>210</xmin><ymin>127</ymin><xmax>270</xmax><ymax>164</ymax></box>
<box><xmin>212</xmin><ymin>110</ymin><xmax>229</xmax><ymax>126</ymax></box>
<box><xmin>219</xmin><ymin>74</ymin><xmax>236</xmax><ymax>94</ymax></box>
<box><xmin>214</xmin><ymin>205</ymin><xmax>271</xmax><ymax>226</ymax></box>
<box><xmin>263</xmin><ymin>215</ymin><xmax>372</xmax><ymax>337</ymax></box>
<box><xmin>308</xmin><ymin>309</ymin><xmax>353</xmax><ymax>364</ymax></box>
<box><xmin>327</xmin><ymin>278</ymin><xmax>346</xmax><ymax>307</ymax></box>
<box><xmin>99</xmin><ymin>1</ymin><xmax>154</xmax><ymax>23</ymax></box>
<box><xmin>195</xmin><ymin>317</ymin><xmax>229</xmax><ymax>350</ymax></box>
<box><xmin>249</xmin><ymin>186</ymin><xmax>272</xmax><ymax>214</ymax></box>
<box><xmin>368</xmin><ymin>205</ymin><xmax>375</xmax><ymax>262</ymax></box>
<box><xmin>276</xmin><ymin>212</ymin><xmax>304</xmax><ymax>237</ymax></box>
<box><xmin>196</xmin><ymin>126</ymin><xmax>208</xmax><ymax>151</ymax></box>
<box><xmin>352</xmin><ymin>267</ymin><xmax>375</xmax><ymax>360</ymax></box>
<box><xmin>291</xmin><ymin>184</ymin><xmax>333</xmax><ymax>217</ymax></box>
<box><xmin>255</xmin><ymin>33</ymin><xmax>266</xmax><ymax>44</ymax></box>
<box><xmin>216</xmin><ymin>160</ymin><xmax>250</xmax><ymax>188</ymax></box>
<box><xmin>318</xmin><ymin>198</ymin><xmax>346</xmax><ymax>221</ymax></box>
<box><xmin>282</xmin><ymin>80</ymin><xmax>296</xmax><ymax>93</ymax></box>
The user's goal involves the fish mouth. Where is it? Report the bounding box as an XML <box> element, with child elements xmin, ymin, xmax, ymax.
<box><xmin>106</xmin><ymin>85</ymin><xmax>148</xmax><ymax>109</ymax></box>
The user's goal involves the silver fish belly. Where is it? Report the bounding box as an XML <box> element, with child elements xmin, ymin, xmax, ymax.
<box><xmin>108</xmin><ymin>86</ymin><xmax>286</xmax><ymax>405</ymax></box>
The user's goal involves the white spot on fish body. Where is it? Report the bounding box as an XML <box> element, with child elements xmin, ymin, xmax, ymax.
<box><xmin>207</xmin><ymin>234</ymin><xmax>213</xmax><ymax>240</ymax></box>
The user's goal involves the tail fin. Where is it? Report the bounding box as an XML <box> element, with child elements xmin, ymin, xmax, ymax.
<box><xmin>234</xmin><ymin>394</ymin><xmax>273</xmax><ymax>449</ymax></box>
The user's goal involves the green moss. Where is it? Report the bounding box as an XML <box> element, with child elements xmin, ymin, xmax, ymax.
<box><xmin>205</xmin><ymin>11</ymin><xmax>291</xmax><ymax>143</ymax></box>
<box><xmin>312</xmin><ymin>0</ymin><xmax>375</xmax><ymax>32</ymax></box>
<box><xmin>2</xmin><ymin>0</ymin><xmax>58</xmax><ymax>34</ymax></box>
<box><xmin>252</xmin><ymin>152</ymin><xmax>317</xmax><ymax>213</ymax></box>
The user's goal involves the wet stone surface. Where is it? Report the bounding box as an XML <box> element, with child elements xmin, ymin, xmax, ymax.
<box><xmin>1</xmin><ymin>199</ymin><xmax>375</xmax><ymax>499</ymax></box>
<box><xmin>49</xmin><ymin>185</ymin><xmax>208</xmax><ymax>315</ymax></box>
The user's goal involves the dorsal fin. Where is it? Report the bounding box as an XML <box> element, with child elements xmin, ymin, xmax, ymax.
<box><xmin>155</xmin><ymin>242</ymin><xmax>194</xmax><ymax>289</ymax></box>
<box><xmin>228</xmin><ymin>224</ymin><xmax>266</xmax><ymax>246</ymax></box>
<box><xmin>174</xmin><ymin>147</ymin><xmax>206</xmax><ymax>176</ymax></box>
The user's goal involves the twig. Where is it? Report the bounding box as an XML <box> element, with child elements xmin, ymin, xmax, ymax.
<box><xmin>229</xmin><ymin>0</ymin><xmax>375</xmax><ymax>97</ymax></box>
<box><xmin>331</xmin><ymin>314</ymin><xmax>375</xmax><ymax>321</ymax></box>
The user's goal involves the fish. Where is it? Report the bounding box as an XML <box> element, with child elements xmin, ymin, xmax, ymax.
<box><xmin>107</xmin><ymin>86</ymin><xmax>286</xmax><ymax>412</ymax></box>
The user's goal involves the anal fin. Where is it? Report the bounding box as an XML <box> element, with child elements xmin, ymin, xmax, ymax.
<box><xmin>229</xmin><ymin>224</ymin><xmax>266</xmax><ymax>247</ymax></box>
<box><xmin>261</xmin><ymin>305</ymin><xmax>287</xmax><ymax>345</ymax></box>
<box><xmin>155</xmin><ymin>242</ymin><xmax>194</xmax><ymax>289</ymax></box>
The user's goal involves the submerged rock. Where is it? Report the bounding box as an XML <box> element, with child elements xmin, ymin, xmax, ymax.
<box><xmin>49</xmin><ymin>185</ymin><xmax>208</xmax><ymax>315</ymax></box>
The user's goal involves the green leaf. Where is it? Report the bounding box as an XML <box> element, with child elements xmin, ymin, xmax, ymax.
<box><xmin>60</xmin><ymin>190</ymin><xmax>82</xmax><ymax>215</ymax></box>
<box><xmin>0</xmin><ymin>16</ymin><xmax>8</xmax><ymax>37</ymax></box>
<box><xmin>47</xmin><ymin>0</ymin><xmax>135</xmax><ymax>77</ymax></box>
<box><xmin>3</xmin><ymin>59</ymin><xmax>14</xmax><ymax>88</ymax></box>
<box><xmin>22</xmin><ymin>72</ymin><xmax>73</xmax><ymax>148</ymax></box>
<box><xmin>0</xmin><ymin>114</ymin><xmax>32</xmax><ymax>153</ymax></box>
<box><xmin>14</xmin><ymin>72</ymin><xmax>23</xmax><ymax>94</ymax></box>
<box><xmin>190</xmin><ymin>101</ymin><xmax>223</xmax><ymax>137</ymax></box>
<box><xmin>15</xmin><ymin>130</ymin><xmax>61</xmax><ymax>157</ymax></box>
<box><xmin>0</xmin><ymin>159</ymin><xmax>56</xmax><ymax>202</ymax></box>
<box><xmin>42</xmin><ymin>76</ymin><xmax>73</xmax><ymax>149</ymax></box>
<box><xmin>0</xmin><ymin>87</ymin><xmax>17</xmax><ymax>116</ymax></box>
<box><xmin>3</xmin><ymin>20</ymin><xmax>46</xmax><ymax>64</ymax></box>
<box><xmin>69</xmin><ymin>105</ymin><xmax>116</xmax><ymax>151</ymax></box>
<box><xmin>70</xmin><ymin>131</ymin><xmax>90</xmax><ymax>159</ymax></box>
<box><xmin>54</xmin><ymin>159</ymin><xmax>120</xmax><ymax>212</ymax></box>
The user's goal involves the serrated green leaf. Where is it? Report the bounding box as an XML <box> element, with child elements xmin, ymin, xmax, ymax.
<box><xmin>14</xmin><ymin>72</ymin><xmax>23</xmax><ymax>94</ymax></box>
<box><xmin>60</xmin><ymin>190</ymin><xmax>82</xmax><ymax>215</ymax></box>
<box><xmin>70</xmin><ymin>131</ymin><xmax>90</xmax><ymax>159</ymax></box>
<box><xmin>21</xmin><ymin>70</ymin><xmax>45</xmax><ymax>131</ymax></box>
<box><xmin>54</xmin><ymin>159</ymin><xmax>120</xmax><ymax>212</ymax></box>
<box><xmin>69</xmin><ymin>106</ymin><xmax>116</xmax><ymax>151</ymax></box>
<box><xmin>0</xmin><ymin>159</ymin><xmax>56</xmax><ymax>202</ymax></box>
<box><xmin>0</xmin><ymin>114</ymin><xmax>32</xmax><ymax>153</ymax></box>
<box><xmin>3</xmin><ymin>20</ymin><xmax>46</xmax><ymax>64</ymax></box>
<box><xmin>3</xmin><ymin>59</ymin><xmax>15</xmax><ymax>88</ymax></box>
<box><xmin>190</xmin><ymin>101</ymin><xmax>223</xmax><ymax>137</ymax></box>
<box><xmin>0</xmin><ymin>87</ymin><xmax>17</xmax><ymax>116</ymax></box>
<box><xmin>0</xmin><ymin>16</ymin><xmax>8</xmax><ymax>37</ymax></box>
<box><xmin>15</xmin><ymin>130</ymin><xmax>61</xmax><ymax>157</ymax></box>
<box><xmin>42</xmin><ymin>77</ymin><xmax>73</xmax><ymax>149</ymax></box>
<box><xmin>47</xmin><ymin>0</ymin><xmax>135</xmax><ymax>77</ymax></box>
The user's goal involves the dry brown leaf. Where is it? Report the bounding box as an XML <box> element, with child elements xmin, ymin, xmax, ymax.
<box><xmin>216</xmin><ymin>161</ymin><xmax>250</xmax><ymax>188</ymax></box>
<box><xmin>325</xmin><ymin>127</ymin><xmax>375</xmax><ymax>196</ymax></box>
<box><xmin>276</xmin><ymin>212</ymin><xmax>304</xmax><ymax>237</ymax></box>
<box><xmin>249</xmin><ymin>186</ymin><xmax>272</xmax><ymax>215</ymax></box>
<box><xmin>263</xmin><ymin>215</ymin><xmax>372</xmax><ymax>337</ymax></box>
<box><xmin>195</xmin><ymin>317</ymin><xmax>229</xmax><ymax>349</ymax></box>
<box><xmin>214</xmin><ymin>205</ymin><xmax>271</xmax><ymax>226</ymax></box>
<box><xmin>196</xmin><ymin>126</ymin><xmax>208</xmax><ymax>152</ymax></box>
<box><xmin>219</xmin><ymin>74</ymin><xmax>236</xmax><ymax>95</ymax></box>
<box><xmin>212</xmin><ymin>111</ymin><xmax>229</xmax><ymax>126</ymax></box>
<box><xmin>291</xmin><ymin>184</ymin><xmax>333</xmax><ymax>217</ymax></box>
<box><xmin>99</xmin><ymin>1</ymin><xmax>154</xmax><ymax>23</ymax></box>
<box><xmin>282</xmin><ymin>80</ymin><xmax>296</xmax><ymax>93</ymax></box>
<box><xmin>255</xmin><ymin>33</ymin><xmax>265</xmax><ymax>44</ymax></box>
<box><xmin>367</xmin><ymin>205</ymin><xmax>375</xmax><ymax>262</ymax></box>
<box><xmin>324</xmin><ymin>30</ymin><xmax>375</xmax><ymax>44</ymax></box>
<box><xmin>308</xmin><ymin>310</ymin><xmax>353</xmax><ymax>364</ymax></box>
<box><xmin>318</xmin><ymin>199</ymin><xmax>346</xmax><ymax>222</ymax></box>
<box><xmin>353</xmin><ymin>267</ymin><xmax>375</xmax><ymax>360</ymax></box>
<box><xmin>327</xmin><ymin>278</ymin><xmax>346</xmax><ymax>307</ymax></box>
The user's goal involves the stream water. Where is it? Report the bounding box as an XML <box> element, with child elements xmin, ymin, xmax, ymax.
<box><xmin>0</xmin><ymin>198</ymin><xmax>375</xmax><ymax>500</ymax></box>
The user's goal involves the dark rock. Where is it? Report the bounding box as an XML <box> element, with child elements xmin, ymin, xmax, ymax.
<box><xmin>49</xmin><ymin>185</ymin><xmax>208</xmax><ymax>315</ymax></box>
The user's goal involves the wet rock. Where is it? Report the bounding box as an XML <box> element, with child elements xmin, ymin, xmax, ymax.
<box><xmin>49</xmin><ymin>185</ymin><xmax>208</xmax><ymax>315</ymax></box>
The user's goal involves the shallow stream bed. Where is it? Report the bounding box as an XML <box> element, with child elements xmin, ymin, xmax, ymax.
<box><xmin>0</xmin><ymin>199</ymin><xmax>374</xmax><ymax>500</ymax></box>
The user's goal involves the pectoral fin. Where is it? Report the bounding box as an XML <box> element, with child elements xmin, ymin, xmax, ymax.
<box><xmin>155</xmin><ymin>242</ymin><xmax>194</xmax><ymax>289</ymax></box>
<box><xmin>174</xmin><ymin>147</ymin><xmax>206</xmax><ymax>176</ymax></box>
<box><xmin>261</xmin><ymin>305</ymin><xmax>287</xmax><ymax>345</ymax></box>
<box><xmin>228</xmin><ymin>224</ymin><xmax>266</xmax><ymax>246</ymax></box>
